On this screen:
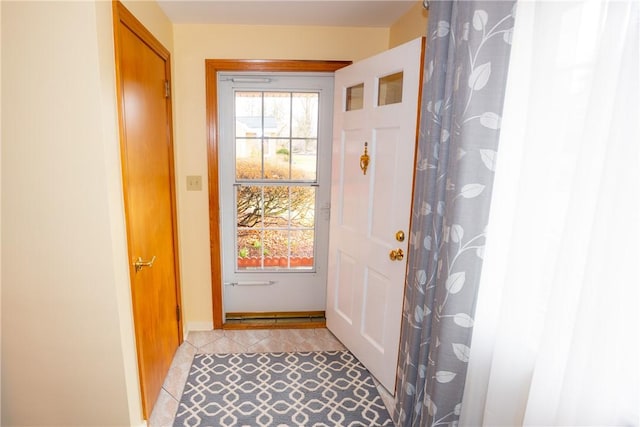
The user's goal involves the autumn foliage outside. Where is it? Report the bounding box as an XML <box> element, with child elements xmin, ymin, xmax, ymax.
<box><xmin>236</xmin><ymin>154</ymin><xmax>315</xmax><ymax>268</ymax></box>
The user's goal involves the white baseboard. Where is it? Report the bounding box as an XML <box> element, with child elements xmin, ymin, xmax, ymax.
<box><xmin>185</xmin><ymin>321</ymin><xmax>214</xmax><ymax>334</ymax></box>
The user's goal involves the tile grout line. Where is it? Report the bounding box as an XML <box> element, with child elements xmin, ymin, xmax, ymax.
<box><xmin>162</xmin><ymin>341</ymin><xmax>197</xmax><ymax>402</ymax></box>
<box><xmin>161</xmin><ymin>387</ymin><xmax>180</xmax><ymax>404</ymax></box>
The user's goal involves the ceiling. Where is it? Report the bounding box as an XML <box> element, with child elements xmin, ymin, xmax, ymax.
<box><xmin>157</xmin><ymin>1</ymin><xmax>419</xmax><ymax>27</ymax></box>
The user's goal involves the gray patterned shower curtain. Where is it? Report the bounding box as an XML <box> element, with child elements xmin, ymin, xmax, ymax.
<box><xmin>394</xmin><ymin>1</ymin><xmax>516</xmax><ymax>426</ymax></box>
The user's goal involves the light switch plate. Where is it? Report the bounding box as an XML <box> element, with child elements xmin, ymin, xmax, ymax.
<box><xmin>186</xmin><ymin>175</ymin><xmax>202</xmax><ymax>191</ymax></box>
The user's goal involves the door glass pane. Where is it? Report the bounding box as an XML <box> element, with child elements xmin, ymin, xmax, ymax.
<box><xmin>236</xmin><ymin>186</ymin><xmax>263</xmax><ymax>228</ymax></box>
<box><xmin>234</xmin><ymin>181</ymin><xmax>317</xmax><ymax>270</ymax></box>
<box><xmin>235</xmin><ymin>89</ymin><xmax>320</xmax><ymax>271</ymax></box>
<box><xmin>262</xmin><ymin>185</ymin><xmax>290</xmax><ymax>227</ymax></box>
<box><xmin>237</xmin><ymin>229</ymin><xmax>263</xmax><ymax>268</ymax></box>
<box><xmin>263</xmin><ymin>230</ymin><xmax>289</xmax><ymax>269</ymax></box>
<box><xmin>290</xmin><ymin>230</ymin><xmax>314</xmax><ymax>269</ymax></box>
<box><xmin>291</xmin><ymin>139</ymin><xmax>317</xmax><ymax>181</ymax></box>
<box><xmin>263</xmin><ymin>139</ymin><xmax>291</xmax><ymax>180</ymax></box>
<box><xmin>378</xmin><ymin>72</ymin><xmax>403</xmax><ymax>106</ymax></box>
<box><xmin>235</xmin><ymin>139</ymin><xmax>262</xmax><ymax>179</ymax></box>
<box><xmin>235</xmin><ymin>91</ymin><xmax>263</xmax><ymax>128</ymax></box>
<box><xmin>346</xmin><ymin>83</ymin><xmax>364</xmax><ymax>111</ymax></box>
<box><xmin>235</xmin><ymin>92</ymin><xmax>264</xmax><ymax>180</ymax></box>
<box><xmin>264</xmin><ymin>92</ymin><xmax>291</xmax><ymax>137</ymax></box>
<box><xmin>292</xmin><ymin>93</ymin><xmax>318</xmax><ymax>138</ymax></box>
<box><xmin>290</xmin><ymin>186</ymin><xmax>315</xmax><ymax>228</ymax></box>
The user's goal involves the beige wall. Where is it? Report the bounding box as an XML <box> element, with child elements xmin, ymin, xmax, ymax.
<box><xmin>0</xmin><ymin>0</ymin><xmax>175</xmax><ymax>424</ymax></box>
<box><xmin>122</xmin><ymin>0</ymin><xmax>174</xmax><ymax>52</ymax></box>
<box><xmin>172</xmin><ymin>24</ymin><xmax>389</xmax><ymax>330</ymax></box>
<box><xmin>1</xmin><ymin>1</ymin><xmax>131</xmax><ymax>424</ymax></box>
<box><xmin>389</xmin><ymin>1</ymin><xmax>429</xmax><ymax>48</ymax></box>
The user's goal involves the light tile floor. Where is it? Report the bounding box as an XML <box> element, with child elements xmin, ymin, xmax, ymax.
<box><xmin>149</xmin><ymin>328</ymin><xmax>395</xmax><ymax>426</ymax></box>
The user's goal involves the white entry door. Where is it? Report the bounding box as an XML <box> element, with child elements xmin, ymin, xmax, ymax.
<box><xmin>326</xmin><ymin>37</ymin><xmax>424</xmax><ymax>393</ymax></box>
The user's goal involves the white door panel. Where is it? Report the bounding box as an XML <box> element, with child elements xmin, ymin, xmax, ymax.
<box><xmin>327</xmin><ymin>37</ymin><xmax>424</xmax><ymax>393</ymax></box>
<box><xmin>335</xmin><ymin>251</ymin><xmax>357</xmax><ymax>323</ymax></box>
<box><xmin>341</xmin><ymin>135</ymin><xmax>371</xmax><ymax>230</ymax></box>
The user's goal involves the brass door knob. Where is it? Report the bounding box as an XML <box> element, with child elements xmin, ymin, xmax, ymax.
<box><xmin>134</xmin><ymin>255</ymin><xmax>156</xmax><ymax>273</ymax></box>
<box><xmin>389</xmin><ymin>249</ymin><xmax>404</xmax><ymax>261</ymax></box>
<box><xmin>395</xmin><ymin>230</ymin><xmax>405</xmax><ymax>242</ymax></box>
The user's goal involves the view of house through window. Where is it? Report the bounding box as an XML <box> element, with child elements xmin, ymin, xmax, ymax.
<box><xmin>234</xmin><ymin>91</ymin><xmax>319</xmax><ymax>270</ymax></box>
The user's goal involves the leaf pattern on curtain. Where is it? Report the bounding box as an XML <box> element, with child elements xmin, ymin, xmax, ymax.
<box><xmin>394</xmin><ymin>2</ymin><xmax>516</xmax><ymax>426</ymax></box>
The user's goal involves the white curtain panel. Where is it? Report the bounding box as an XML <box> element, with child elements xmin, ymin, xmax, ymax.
<box><xmin>460</xmin><ymin>1</ymin><xmax>639</xmax><ymax>426</ymax></box>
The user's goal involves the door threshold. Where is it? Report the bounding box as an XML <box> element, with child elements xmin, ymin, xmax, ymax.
<box><xmin>223</xmin><ymin>311</ymin><xmax>326</xmax><ymax>330</ymax></box>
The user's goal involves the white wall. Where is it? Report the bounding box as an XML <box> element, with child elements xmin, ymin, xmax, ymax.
<box><xmin>1</xmin><ymin>1</ymin><xmax>141</xmax><ymax>425</ymax></box>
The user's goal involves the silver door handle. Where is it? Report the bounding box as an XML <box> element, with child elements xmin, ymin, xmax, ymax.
<box><xmin>134</xmin><ymin>256</ymin><xmax>156</xmax><ymax>273</ymax></box>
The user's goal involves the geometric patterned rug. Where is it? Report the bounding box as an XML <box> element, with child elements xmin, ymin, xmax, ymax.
<box><xmin>173</xmin><ymin>350</ymin><xmax>393</xmax><ymax>426</ymax></box>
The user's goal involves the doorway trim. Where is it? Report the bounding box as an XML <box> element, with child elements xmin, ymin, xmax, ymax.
<box><xmin>205</xmin><ymin>59</ymin><xmax>351</xmax><ymax>329</ymax></box>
